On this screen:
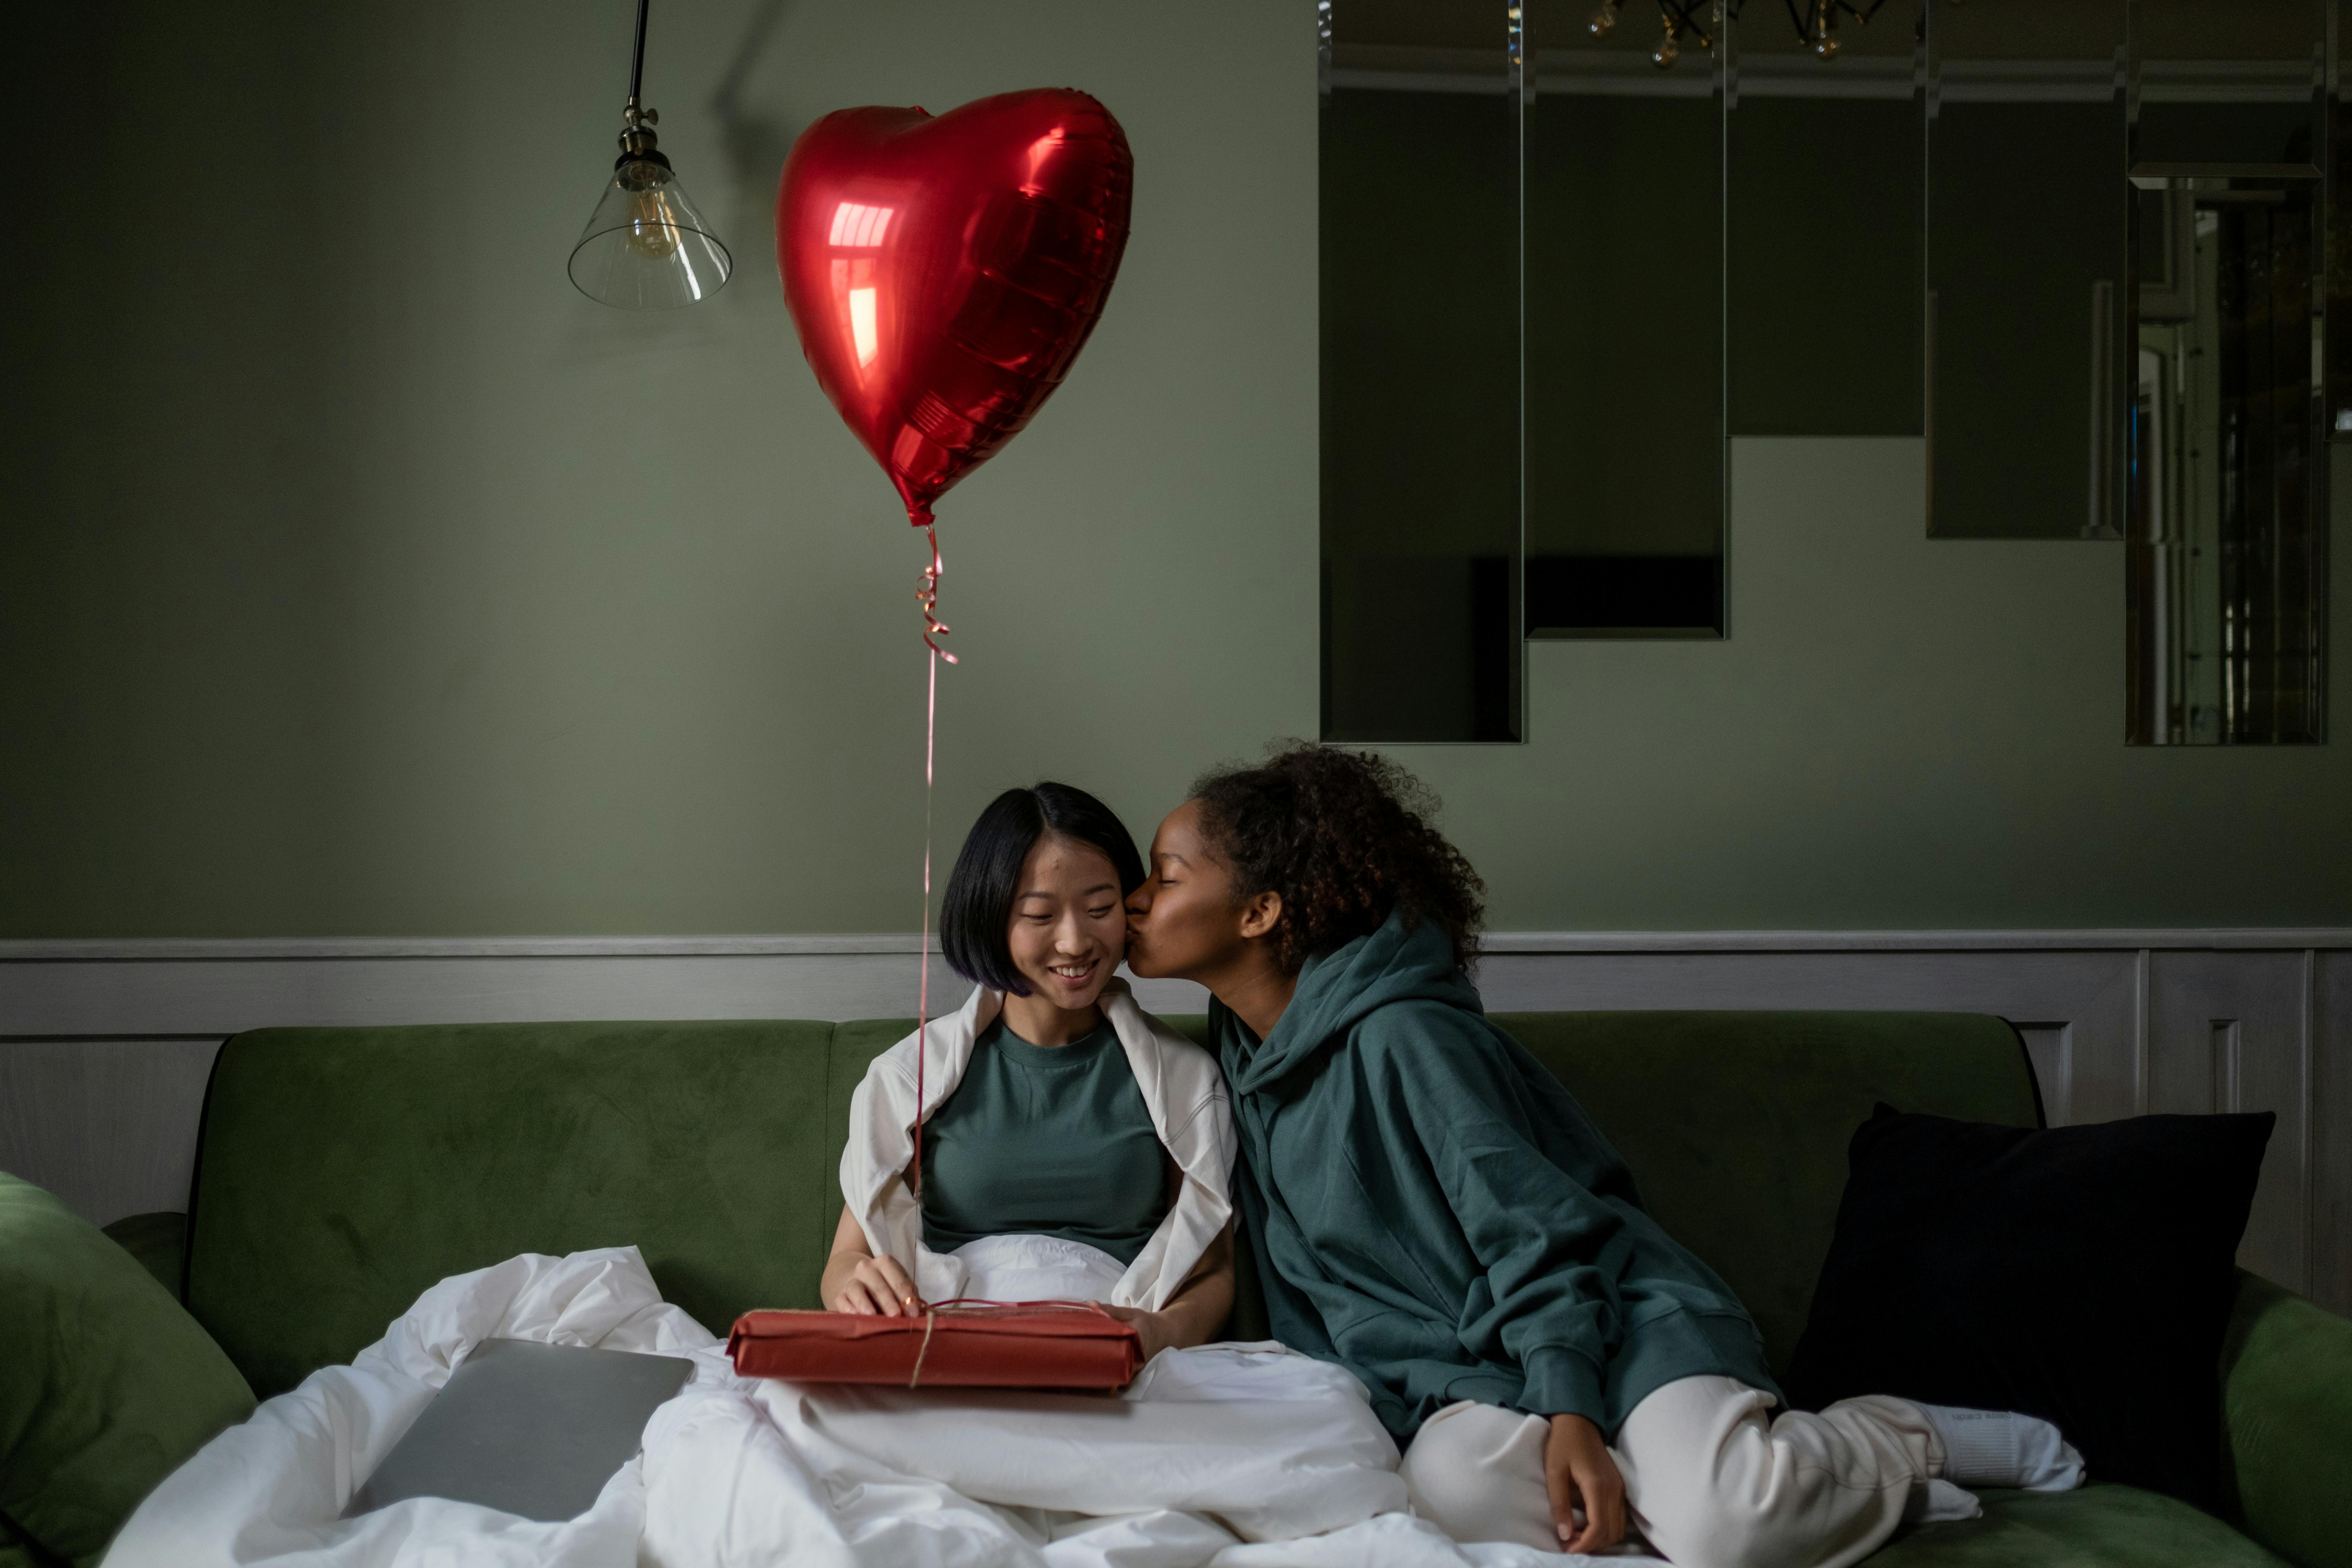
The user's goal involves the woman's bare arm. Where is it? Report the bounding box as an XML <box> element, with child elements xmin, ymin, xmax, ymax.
<box><xmin>820</xmin><ymin>1203</ymin><xmax>922</xmax><ymax>1315</ymax></box>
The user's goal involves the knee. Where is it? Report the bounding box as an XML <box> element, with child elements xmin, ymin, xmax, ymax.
<box><xmin>1399</xmin><ymin>1403</ymin><xmax>1518</xmax><ymax>1524</ymax></box>
<box><xmin>1399</xmin><ymin>1403</ymin><xmax>1556</xmax><ymax>1554</ymax></box>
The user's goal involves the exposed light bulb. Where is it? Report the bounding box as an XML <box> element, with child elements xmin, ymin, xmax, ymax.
<box><xmin>617</xmin><ymin>160</ymin><xmax>684</xmax><ymax>260</ymax></box>
<box><xmin>1653</xmin><ymin>27</ymin><xmax>1680</xmax><ymax>68</ymax></box>
<box><xmin>1590</xmin><ymin>0</ymin><xmax>1622</xmax><ymax>38</ymax></box>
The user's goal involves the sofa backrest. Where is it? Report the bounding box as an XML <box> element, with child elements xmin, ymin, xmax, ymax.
<box><xmin>189</xmin><ymin>1021</ymin><xmax>845</xmax><ymax>1395</ymax></box>
<box><xmin>1490</xmin><ymin>1011</ymin><xmax>2038</xmax><ymax>1369</ymax></box>
<box><xmin>186</xmin><ymin>1010</ymin><xmax>2037</xmax><ymax>1396</ymax></box>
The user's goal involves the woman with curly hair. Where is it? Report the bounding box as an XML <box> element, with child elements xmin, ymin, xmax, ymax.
<box><xmin>1124</xmin><ymin>744</ymin><xmax>2078</xmax><ymax>1566</ymax></box>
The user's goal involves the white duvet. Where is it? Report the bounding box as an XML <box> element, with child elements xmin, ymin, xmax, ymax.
<box><xmin>103</xmin><ymin>1247</ymin><xmax>1649</xmax><ymax>1568</ymax></box>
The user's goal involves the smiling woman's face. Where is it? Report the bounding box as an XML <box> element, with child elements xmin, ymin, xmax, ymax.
<box><xmin>1003</xmin><ymin>833</ymin><xmax>1127</xmax><ymax>1014</ymax></box>
<box><xmin>1123</xmin><ymin>799</ymin><xmax>1245</xmax><ymax>983</ymax></box>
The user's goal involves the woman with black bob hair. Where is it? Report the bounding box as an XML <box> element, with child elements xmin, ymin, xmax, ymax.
<box><xmin>1124</xmin><ymin>745</ymin><xmax>2080</xmax><ymax>1566</ymax></box>
<box><xmin>824</xmin><ymin>781</ymin><xmax>1238</xmax><ymax>1360</ymax></box>
<box><xmin>785</xmin><ymin>787</ymin><xmax>1407</xmax><ymax>1542</ymax></box>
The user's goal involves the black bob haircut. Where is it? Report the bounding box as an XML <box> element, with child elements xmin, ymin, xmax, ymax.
<box><xmin>940</xmin><ymin>782</ymin><xmax>1147</xmax><ymax>995</ymax></box>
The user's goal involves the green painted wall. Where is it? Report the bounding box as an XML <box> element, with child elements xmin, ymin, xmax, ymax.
<box><xmin>5</xmin><ymin>0</ymin><xmax>2346</xmax><ymax>937</ymax></box>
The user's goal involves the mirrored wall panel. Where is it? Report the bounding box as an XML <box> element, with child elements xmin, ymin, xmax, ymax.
<box><xmin>2334</xmin><ymin>57</ymin><xmax>2352</xmax><ymax>436</ymax></box>
<box><xmin>1320</xmin><ymin>1</ymin><xmax>2329</xmax><ymax>743</ymax></box>
<box><xmin>1522</xmin><ymin>0</ymin><xmax>1725</xmax><ymax>638</ymax></box>
<box><xmin>2130</xmin><ymin>0</ymin><xmax>2325</xmax><ymax>171</ymax></box>
<box><xmin>1728</xmin><ymin>0</ymin><xmax>1924</xmax><ymax>438</ymax></box>
<box><xmin>2127</xmin><ymin>176</ymin><xmax>2326</xmax><ymax>743</ymax></box>
<box><xmin>1320</xmin><ymin>0</ymin><xmax>1522</xmax><ymax>741</ymax></box>
<box><xmin>1926</xmin><ymin>0</ymin><xmax>2128</xmax><ymax>538</ymax></box>
<box><xmin>2123</xmin><ymin>0</ymin><xmax>2329</xmax><ymax>744</ymax></box>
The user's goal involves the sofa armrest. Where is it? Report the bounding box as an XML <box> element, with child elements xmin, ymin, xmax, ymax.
<box><xmin>2221</xmin><ymin>1270</ymin><xmax>2352</xmax><ymax>1568</ymax></box>
<box><xmin>100</xmin><ymin>1212</ymin><xmax>188</xmax><ymax>1302</ymax></box>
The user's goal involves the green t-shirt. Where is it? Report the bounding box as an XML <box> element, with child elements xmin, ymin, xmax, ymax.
<box><xmin>921</xmin><ymin>1016</ymin><xmax>1171</xmax><ymax>1265</ymax></box>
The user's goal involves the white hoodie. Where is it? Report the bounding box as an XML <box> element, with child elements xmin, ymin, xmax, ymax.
<box><xmin>840</xmin><ymin>977</ymin><xmax>1236</xmax><ymax>1310</ymax></box>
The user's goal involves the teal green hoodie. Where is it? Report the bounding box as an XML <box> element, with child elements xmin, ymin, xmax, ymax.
<box><xmin>1218</xmin><ymin>910</ymin><xmax>1778</xmax><ymax>1442</ymax></box>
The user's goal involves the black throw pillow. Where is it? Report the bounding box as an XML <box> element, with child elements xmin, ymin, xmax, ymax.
<box><xmin>1783</xmin><ymin>1104</ymin><xmax>2274</xmax><ymax>1514</ymax></box>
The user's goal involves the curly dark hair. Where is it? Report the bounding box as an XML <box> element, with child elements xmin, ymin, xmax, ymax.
<box><xmin>1188</xmin><ymin>743</ymin><xmax>1485</xmax><ymax>975</ymax></box>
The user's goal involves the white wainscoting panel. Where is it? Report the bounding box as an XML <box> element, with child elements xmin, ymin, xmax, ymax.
<box><xmin>2148</xmin><ymin>952</ymin><xmax>2313</xmax><ymax>1296</ymax></box>
<box><xmin>0</xmin><ymin>1037</ymin><xmax>223</xmax><ymax>1240</ymax></box>
<box><xmin>3</xmin><ymin>930</ymin><xmax>2345</xmax><ymax>1314</ymax></box>
<box><xmin>1476</xmin><ymin>948</ymin><xmax>2147</xmax><ymax>1125</ymax></box>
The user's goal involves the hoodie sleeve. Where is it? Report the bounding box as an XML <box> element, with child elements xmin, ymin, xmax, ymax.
<box><xmin>1365</xmin><ymin>1005</ymin><xmax>1633</xmax><ymax>1428</ymax></box>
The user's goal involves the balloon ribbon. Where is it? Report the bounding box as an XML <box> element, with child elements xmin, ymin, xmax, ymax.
<box><xmin>910</xmin><ymin>519</ymin><xmax>956</xmax><ymax>1212</ymax></box>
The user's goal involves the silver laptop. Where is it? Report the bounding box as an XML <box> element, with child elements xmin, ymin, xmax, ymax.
<box><xmin>343</xmin><ymin>1337</ymin><xmax>695</xmax><ymax>1522</ymax></box>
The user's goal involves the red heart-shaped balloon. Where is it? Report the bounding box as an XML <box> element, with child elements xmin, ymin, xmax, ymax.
<box><xmin>777</xmin><ymin>90</ymin><xmax>1134</xmax><ymax>526</ymax></box>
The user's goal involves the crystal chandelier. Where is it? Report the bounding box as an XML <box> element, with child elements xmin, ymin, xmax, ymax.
<box><xmin>1589</xmin><ymin>0</ymin><xmax>1895</xmax><ymax>69</ymax></box>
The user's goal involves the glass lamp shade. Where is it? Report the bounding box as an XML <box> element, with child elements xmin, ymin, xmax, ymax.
<box><xmin>568</xmin><ymin>158</ymin><xmax>732</xmax><ymax>309</ymax></box>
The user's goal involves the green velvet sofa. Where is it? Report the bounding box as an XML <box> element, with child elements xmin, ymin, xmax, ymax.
<box><xmin>5</xmin><ymin>1011</ymin><xmax>2348</xmax><ymax>1568</ymax></box>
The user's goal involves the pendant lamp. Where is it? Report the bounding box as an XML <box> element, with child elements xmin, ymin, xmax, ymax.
<box><xmin>569</xmin><ymin>0</ymin><xmax>732</xmax><ymax>309</ymax></box>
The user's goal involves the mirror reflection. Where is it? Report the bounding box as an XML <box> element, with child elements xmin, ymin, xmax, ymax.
<box><xmin>1523</xmin><ymin>0</ymin><xmax>1725</xmax><ymax>638</ymax></box>
<box><xmin>1320</xmin><ymin>0</ymin><xmax>1521</xmax><ymax>741</ymax></box>
<box><xmin>1727</xmin><ymin>1</ymin><xmax>1923</xmax><ymax>439</ymax></box>
<box><xmin>2130</xmin><ymin>0</ymin><xmax>2325</xmax><ymax>171</ymax></box>
<box><xmin>1925</xmin><ymin>0</ymin><xmax>2128</xmax><ymax>539</ymax></box>
<box><xmin>2126</xmin><ymin>174</ymin><xmax>2326</xmax><ymax>744</ymax></box>
<box><xmin>2121</xmin><ymin>0</ymin><xmax>2329</xmax><ymax>745</ymax></box>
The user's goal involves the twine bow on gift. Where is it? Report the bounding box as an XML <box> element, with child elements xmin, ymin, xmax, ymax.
<box><xmin>901</xmin><ymin>1299</ymin><xmax>1119</xmax><ymax>1389</ymax></box>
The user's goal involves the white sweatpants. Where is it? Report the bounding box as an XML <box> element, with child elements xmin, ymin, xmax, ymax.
<box><xmin>1399</xmin><ymin>1377</ymin><xmax>1943</xmax><ymax>1568</ymax></box>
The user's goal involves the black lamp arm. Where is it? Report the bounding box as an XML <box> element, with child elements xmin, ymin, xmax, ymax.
<box><xmin>617</xmin><ymin>0</ymin><xmax>663</xmax><ymax>161</ymax></box>
<box><xmin>627</xmin><ymin>0</ymin><xmax>651</xmax><ymax>110</ymax></box>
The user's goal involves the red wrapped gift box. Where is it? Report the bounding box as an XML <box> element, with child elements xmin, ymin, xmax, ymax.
<box><xmin>728</xmin><ymin>1301</ymin><xmax>1145</xmax><ymax>1390</ymax></box>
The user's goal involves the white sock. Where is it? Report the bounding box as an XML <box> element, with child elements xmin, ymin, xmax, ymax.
<box><xmin>1914</xmin><ymin>1402</ymin><xmax>2086</xmax><ymax>1492</ymax></box>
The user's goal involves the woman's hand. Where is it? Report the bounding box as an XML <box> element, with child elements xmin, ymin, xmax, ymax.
<box><xmin>830</xmin><ymin>1252</ymin><xmax>921</xmax><ymax>1316</ymax></box>
<box><xmin>1545</xmin><ymin>1413</ymin><xmax>1627</xmax><ymax>1553</ymax></box>
<box><xmin>819</xmin><ymin>1204</ymin><xmax>923</xmax><ymax>1315</ymax></box>
<box><xmin>1091</xmin><ymin>1303</ymin><xmax>1175</xmax><ymax>1363</ymax></box>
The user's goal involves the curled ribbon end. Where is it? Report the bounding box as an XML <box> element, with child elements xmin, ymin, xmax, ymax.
<box><xmin>915</xmin><ymin>520</ymin><xmax>955</xmax><ymax>665</ymax></box>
